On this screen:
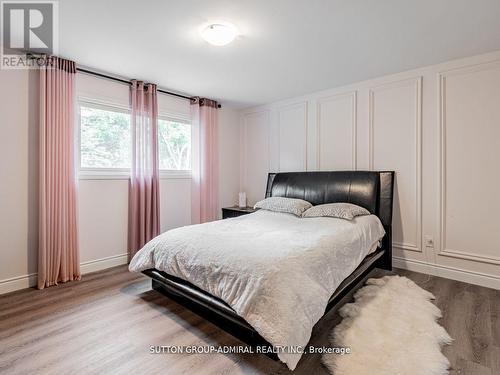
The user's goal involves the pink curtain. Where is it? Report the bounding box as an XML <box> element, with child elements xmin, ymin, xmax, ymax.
<box><xmin>128</xmin><ymin>80</ymin><xmax>160</xmax><ymax>260</ymax></box>
<box><xmin>191</xmin><ymin>97</ymin><xmax>219</xmax><ymax>224</ymax></box>
<box><xmin>38</xmin><ymin>57</ymin><xmax>80</xmax><ymax>289</ymax></box>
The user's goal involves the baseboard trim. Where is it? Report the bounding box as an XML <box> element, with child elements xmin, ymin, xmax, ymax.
<box><xmin>0</xmin><ymin>273</ymin><xmax>38</xmax><ymax>295</ymax></box>
<box><xmin>3</xmin><ymin>254</ymin><xmax>497</xmax><ymax>295</ymax></box>
<box><xmin>80</xmin><ymin>253</ymin><xmax>128</xmax><ymax>274</ymax></box>
<box><xmin>0</xmin><ymin>253</ymin><xmax>128</xmax><ymax>295</ymax></box>
<box><xmin>393</xmin><ymin>256</ymin><xmax>500</xmax><ymax>290</ymax></box>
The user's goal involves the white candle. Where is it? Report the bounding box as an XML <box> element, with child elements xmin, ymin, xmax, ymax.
<box><xmin>238</xmin><ymin>192</ymin><xmax>247</xmax><ymax>208</ymax></box>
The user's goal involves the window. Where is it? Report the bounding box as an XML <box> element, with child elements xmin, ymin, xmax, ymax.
<box><xmin>79</xmin><ymin>103</ymin><xmax>131</xmax><ymax>171</ymax></box>
<box><xmin>158</xmin><ymin>118</ymin><xmax>191</xmax><ymax>172</ymax></box>
<box><xmin>78</xmin><ymin>100</ymin><xmax>192</xmax><ymax>179</ymax></box>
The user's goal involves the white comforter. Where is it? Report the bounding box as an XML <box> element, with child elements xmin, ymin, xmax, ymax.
<box><xmin>129</xmin><ymin>210</ymin><xmax>385</xmax><ymax>370</ymax></box>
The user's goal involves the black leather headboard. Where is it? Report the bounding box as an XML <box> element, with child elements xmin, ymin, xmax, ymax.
<box><xmin>265</xmin><ymin>171</ymin><xmax>394</xmax><ymax>227</ymax></box>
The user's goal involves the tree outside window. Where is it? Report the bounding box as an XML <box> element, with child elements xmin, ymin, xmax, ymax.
<box><xmin>158</xmin><ymin>119</ymin><xmax>191</xmax><ymax>171</ymax></box>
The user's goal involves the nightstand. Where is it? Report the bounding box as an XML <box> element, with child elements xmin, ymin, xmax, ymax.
<box><xmin>221</xmin><ymin>206</ymin><xmax>259</xmax><ymax>219</ymax></box>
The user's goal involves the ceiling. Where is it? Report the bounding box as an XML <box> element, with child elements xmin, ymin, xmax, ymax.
<box><xmin>59</xmin><ymin>0</ymin><xmax>500</xmax><ymax>108</ymax></box>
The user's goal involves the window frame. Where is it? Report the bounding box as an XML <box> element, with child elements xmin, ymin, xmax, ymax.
<box><xmin>77</xmin><ymin>98</ymin><xmax>132</xmax><ymax>180</ymax></box>
<box><xmin>76</xmin><ymin>98</ymin><xmax>193</xmax><ymax>180</ymax></box>
<box><xmin>157</xmin><ymin>114</ymin><xmax>192</xmax><ymax>179</ymax></box>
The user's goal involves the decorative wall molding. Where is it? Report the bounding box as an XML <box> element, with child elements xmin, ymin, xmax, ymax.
<box><xmin>437</xmin><ymin>249</ymin><xmax>500</xmax><ymax>266</ymax></box>
<box><xmin>242</xmin><ymin>109</ymin><xmax>271</xmax><ymax>183</ymax></box>
<box><xmin>394</xmin><ymin>242</ymin><xmax>422</xmax><ymax>253</ymax></box>
<box><xmin>239</xmin><ymin>51</ymin><xmax>500</xmax><ymax>290</ymax></box>
<box><xmin>316</xmin><ymin>91</ymin><xmax>357</xmax><ymax>170</ymax></box>
<box><xmin>393</xmin><ymin>256</ymin><xmax>500</xmax><ymax>290</ymax></box>
<box><xmin>241</xmin><ymin>109</ymin><xmax>272</xmax><ymax>205</ymax></box>
<box><xmin>277</xmin><ymin>101</ymin><xmax>308</xmax><ymax>171</ymax></box>
<box><xmin>369</xmin><ymin>77</ymin><xmax>423</xmax><ymax>253</ymax></box>
<box><xmin>438</xmin><ymin>59</ymin><xmax>500</xmax><ymax>266</ymax></box>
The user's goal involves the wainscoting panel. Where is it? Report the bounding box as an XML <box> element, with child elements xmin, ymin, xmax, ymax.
<box><xmin>241</xmin><ymin>50</ymin><xmax>500</xmax><ymax>289</ymax></box>
<box><xmin>369</xmin><ymin>77</ymin><xmax>422</xmax><ymax>253</ymax></box>
<box><xmin>439</xmin><ymin>61</ymin><xmax>500</xmax><ymax>265</ymax></box>
<box><xmin>316</xmin><ymin>92</ymin><xmax>357</xmax><ymax>170</ymax></box>
<box><xmin>278</xmin><ymin>102</ymin><xmax>307</xmax><ymax>172</ymax></box>
<box><xmin>243</xmin><ymin>110</ymin><xmax>271</xmax><ymax>205</ymax></box>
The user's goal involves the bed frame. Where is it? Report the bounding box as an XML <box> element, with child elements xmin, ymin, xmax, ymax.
<box><xmin>142</xmin><ymin>171</ymin><xmax>394</xmax><ymax>356</ymax></box>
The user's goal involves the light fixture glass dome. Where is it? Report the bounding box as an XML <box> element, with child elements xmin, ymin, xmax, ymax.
<box><xmin>200</xmin><ymin>23</ymin><xmax>238</xmax><ymax>46</ymax></box>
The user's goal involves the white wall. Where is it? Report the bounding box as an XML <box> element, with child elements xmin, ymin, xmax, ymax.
<box><xmin>218</xmin><ymin>108</ymin><xmax>242</xmax><ymax>210</ymax></box>
<box><xmin>0</xmin><ymin>71</ymin><xmax>241</xmax><ymax>293</ymax></box>
<box><xmin>0</xmin><ymin>70</ymin><xmax>39</xmax><ymax>292</ymax></box>
<box><xmin>240</xmin><ymin>49</ymin><xmax>500</xmax><ymax>290</ymax></box>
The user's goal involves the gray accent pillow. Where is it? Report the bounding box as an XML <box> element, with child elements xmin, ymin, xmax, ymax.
<box><xmin>302</xmin><ymin>203</ymin><xmax>370</xmax><ymax>220</ymax></box>
<box><xmin>254</xmin><ymin>197</ymin><xmax>312</xmax><ymax>217</ymax></box>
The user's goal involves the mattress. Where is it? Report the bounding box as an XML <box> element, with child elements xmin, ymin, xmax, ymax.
<box><xmin>129</xmin><ymin>209</ymin><xmax>385</xmax><ymax>370</ymax></box>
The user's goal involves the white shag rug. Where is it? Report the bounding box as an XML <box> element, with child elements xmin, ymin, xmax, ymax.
<box><xmin>323</xmin><ymin>275</ymin><xmax>452</xmax><ymax>375</ymax></box>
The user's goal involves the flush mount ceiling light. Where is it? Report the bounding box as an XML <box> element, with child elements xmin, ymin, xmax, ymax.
<box><xmin>200</xmin><ymin>22</ymin><xmax>238</xmax><ymax>46</ymax></box>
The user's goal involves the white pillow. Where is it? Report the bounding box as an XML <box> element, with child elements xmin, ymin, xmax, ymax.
<box><xmin>254</xmin><ymin>197</ymin><xmax>312</xmax><ymax>217</ymax></box>
<box><xmin>302</xmin><ymin>203</ymin><xmax>370</xmax><ymax>220</ymax></box>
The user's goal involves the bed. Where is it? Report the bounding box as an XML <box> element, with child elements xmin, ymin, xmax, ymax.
<box><xmin>130</xmin><ymin>171</ymin><xmax>394</xmax><ymax>370</ymax></box>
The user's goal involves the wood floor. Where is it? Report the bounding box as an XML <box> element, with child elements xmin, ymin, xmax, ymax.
<box><xmin>0</xmin><ymin>266</ymin><xmax>498</xmax><ymax>375</ymax></box>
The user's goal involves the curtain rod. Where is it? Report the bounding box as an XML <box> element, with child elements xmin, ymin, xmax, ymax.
<box><xmin>26</xmin><ymin>53</ymin><xmax>221</xmax><ymax>108</ymax></box>
<box><xmin>76</xmin><ymin>67</ymin><xmax>192</xmax><ymax>101</ymax></box>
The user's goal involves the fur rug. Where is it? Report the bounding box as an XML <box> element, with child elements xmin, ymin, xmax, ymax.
<box><xmin>323</xmin><ymin>275</ymin><xmax>452</xmax><ymax>375</ymax></box>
